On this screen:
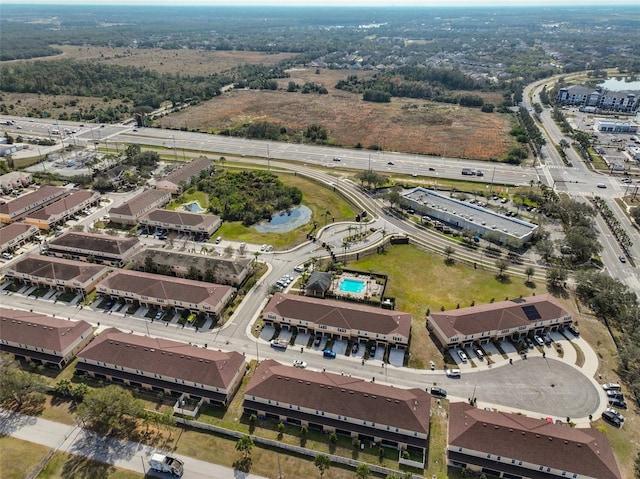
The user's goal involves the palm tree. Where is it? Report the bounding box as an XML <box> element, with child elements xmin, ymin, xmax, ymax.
<box><xmin>322</xmin><ymin>210</ymin><xmax>332</xmax><ymax>227</ymax></box>
<box><xmin>235</xmin><ymin>435</ymin><xmax>254</xmax><ymax>459</ymax></box>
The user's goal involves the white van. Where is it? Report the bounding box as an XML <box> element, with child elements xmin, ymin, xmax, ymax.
<box><xmin>446</xmin><ymin>368</ymin><xmax>461</xmax><ymax>378</ymax></box>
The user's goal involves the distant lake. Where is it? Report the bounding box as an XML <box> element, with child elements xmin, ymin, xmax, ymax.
<box><xmin>598</xmin><ymin>78</ymin><xmax>640</xmax><ymax>91</ymax></box>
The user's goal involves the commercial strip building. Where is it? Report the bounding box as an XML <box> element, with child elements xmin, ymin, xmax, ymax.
<box><xmin>76</xmin><ymin>327</ymin><xmax>246</xmax><ymax>406</ymax></box>
<box><xmin>0</xmin><ymin>222</ymin><xmax>39</xmax><ymax>254</ymax></box>
<box><xmin>0</xmin><ymin>186</ymin><xmax>67</xmax><ymax>224</ymax></box>
<box><xmin>402</xmin><ymin>187</ymin><xmax>538</xmax><ymax>244</ymax></box>
<box><xmin>96</xmin><ymin>269</ymin><xmax>235</xmax><ymax>318</ymax></box>
<box><xmin>556</xmin><ymin>85</ymin><xmax>639</xmax><ymax>114</ymax></box>
<box><xmin>262</xmin><ymin>293</ymin><xmax>412</xmax><ymax>350</ymax></box>
<box><xmin>594</xmin><ymin>118</ymin><xmax>639</xmax><ymax>134</ymax></box>
<box><xmin>46</xmin><ymin>231</ymin><xmax>142</xmax><ymax>267</ymax></box>
<box><xmin>108</xmin><ymin>189</ymin><xmax>171</xmax><ymax>225</ymax></box>
<box><xmin>448</xmin><ymin>402</ymin><xmax>622</xmax><ymax>479</ymax></box>
<box><xmin>156</xmin><ymin>157</ymin><xmax>214</xmax><ymax>195</ymax></box>
<box><xmin>24</xmin><ymin>190</ymin><xmax>100</xmax><ymax>230</ymax></box>
<box><xmin>428</xmin><ymin>295</ymin><xmax>572</xmax><ymax>350</ymax></box>
<box><xmin>138</xmin><ymin>208</ymin><xmax>221</xmax><ymax>237</ymax></box>
<box><xmin>244</xmin><ymin>360</ymin><xmax>430</xmax><ymax>459</ymax></box>
<box><xmin>5</xmin><ymin>254</ymin><xmax>111</xmax><ymax>295</ymax></box>
<box><xmin>0</xmin><ymin>307</ymin><xmax>93</xmax><ymax>369</ymax></box>
<box><xmin>129</xmin><ymin>247</ymin><xmax>252</xmax><ymax>287</ymax></box>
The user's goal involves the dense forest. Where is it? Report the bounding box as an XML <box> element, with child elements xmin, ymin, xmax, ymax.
<box><xmin>195</xmin><ymin>170</ymin><xmax>303</xmax><ymax>226</ymax></box>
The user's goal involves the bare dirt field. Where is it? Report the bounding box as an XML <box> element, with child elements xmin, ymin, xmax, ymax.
<box><xmin>158</xmin><ymin>67</ymin><xmax>515</xmax><ymax>160</ymax></box>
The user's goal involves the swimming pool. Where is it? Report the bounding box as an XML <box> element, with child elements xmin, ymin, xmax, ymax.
<box><xmin>339</xmin><ymin>278</ymin><xmax>366</xmax><ymax>294</ymax></box>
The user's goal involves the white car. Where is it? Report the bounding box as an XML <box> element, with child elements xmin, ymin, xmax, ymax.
<box><xmin>457</xmin><ymin>350</ymin><xmax>468</xmax><ymax>363</ymax></box>
<box><xmin>293</xmin><ymin>360</ymin><xmax>307</xmax><ymax>368</ymax></box>
<box><xmin>601</xmin><ymin>383</ymin><xmax>621</xmax><ymax>391</ymax></box>
<box><xmin>2</xmin><ymin>252</ymin><xmax>14</xmax><ymax>260</ymax></box>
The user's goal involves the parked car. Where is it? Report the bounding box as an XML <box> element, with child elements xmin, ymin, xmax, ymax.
<box><xmin>351</xmin><ymin>343</ymin><xmax>359</xmax><ymax>354</ymax></box>
<box><xmin>369</xmin><ymin>344</ymin><xmax>377</xmax><ymax>357</ymax></box>
<box><xmin>155</xmin><ymin>310</ymin><xmax>164</xmax><ymax>320</ymax></box>
<box><xmin>607</xmin><ymin>397</ymin><xmax>627</xmax><ymax>409</ymax></box>
<box><xmin>2</xmin><ymin>252</ymin><xmax>14</xmax><ymax>260</ymax></box>
<box><xmin>215</xmin><ymin>236</ymin><xmax>222</xmax><ymax>244</ymax></box>
<box><xmin>605</xmin><ymin>408</ymin><xmax>625</xmax><ymax>423</ymax></box>
<box><xmin>475</xmin><ymin>348</ymin><xmax>484</xmax><ymax>360</ymax></box>
<box><xmin>606</xmin><ymin>390</ymin><xmax>623</xmax><ymax>399</ymax></box>
<box><xmin>323</xmin><ymin>349</ymin><xmax>336</xmax><ymax>358</ymax></box>
<box><xmin>525</xmin><ymin>337</ymin><xmax>534</xmax><ymax>349</ymax></box>
<box><xmin>534</xmin><ymin>335</ymin><xmax>545</xmax><ymax>347</ymax></box>
<box><xmin>457</xmin><ymin>350</ymin><xmax>468</xmax><ymax>363</ymax></box>
<box><xmin>566</xmin><ymin>325</ymin><xmax>580</xmax><ymax>337</ymax></box>
<box><xmin>430</xmin><ymin>387</ymin><xmax>447</xmax><ymax>398</ymax></box>
<box><xmin>601</xmin><ymin>410</ymin><xmax>622</xmax><ymax>427</ymax></box>
<box><xmin>601</xmin><ymin>383</ymin><xmax>622</xmax><ymax>391</ymax></box>
<box><xmin>445</xmin><ymin>369</ymin><xmax>461</xmax><ymax>378</ymax></box>
<box><xmin>293</xmin><ymin>360</ymin><xmax>307</xmax><ymax>369</ymax></box>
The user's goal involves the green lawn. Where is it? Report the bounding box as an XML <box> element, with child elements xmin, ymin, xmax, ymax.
<box><xmin>0</xmin><ymin>436</ymin><xmax>50</xmax><ymax>479</ymax></box>
<box><xmin>350</xmin><ymin>244</ymin><xmax>540</xmax><ymax>368</ymax></box>
<box><xmin>37</xmin><ymin>451</ymin><xmax>143</xmax><ymax>479</ymax></box>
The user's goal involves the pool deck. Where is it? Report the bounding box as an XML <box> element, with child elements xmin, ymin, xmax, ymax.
<box><xmin>332</xmin><ymin>273</ymin><xmax>382</xmax><ymax>300</ymax></box>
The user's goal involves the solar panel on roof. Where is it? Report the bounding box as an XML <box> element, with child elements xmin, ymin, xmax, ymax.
<box><xmin>522</xmin><ymin>305</ymin><xmax>541</xmax><ymax>321</ymax></box>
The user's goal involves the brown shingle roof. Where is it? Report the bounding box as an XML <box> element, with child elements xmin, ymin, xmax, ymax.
<box><xmin>430</xmin><ymin>295</ymin><xmax>569</xmax><ymax>339</ymax></box>
<box><xmin>0</xmin><ymin>186</ymin><xmax>66</xmax><ymax>215</ymax></box>
<box><xmin>0</xmin><ymin>308</ymin><xmax>92</xmax><ymax>352</ymax></box>
<box><xmin>160</xmin><ymin>157</ymin><xmax>212</xmax><ymax>186</ymax></box>
<box><xmin>449</xmin><ymin>402</ymin><xmax>622</xmax><ymax>479</ymax></box>
<box><xmin>0</xmin><ymin>222</ymin><xmax>38</xmax><ymax>244</ymax></box>
<box><xmin>27</xmin><ymin>190</ymin><xmax>98</xmax><ymax>220</ymax></box>
<box><xmin>264</xmin><ymin>293</ymin><xmax>412</xmax><ymax>338</ymax></box>
<box><xmin>139</xmin><ymin>208</ymin><xmax>220</xmax><ymax>228</ymax></box>
<box><xmin>246</xmin><ymin>360</ymin><xmax>430</xmax><ymax>434</ymax></box>
<box><xmin>77</xmin><ymin>327</ymin><xmax>245</xmax><ymax>390</ymax></box>
<box><xmin>48</xmin><ymin>231</ymin><xmax>140</xmax><ymax>256</ymax></box>
<box><xmin>130</xmin><ymin>248</ymin><xmax>251</xmax><ymax>277</ymax></box>
<box><xmin>98</xmin><ymin>270</ymin><xmax>233</xmax><ymax>307</ymax></box>
<box><xmin>9</xmin><ymin>254</ymin><xmax>110</xmax><ymax>282</ymax></box>
<box><xmin>109</xmin><ymin>189</ymin><xmax>170</xmax><ymax>217</ymax></box>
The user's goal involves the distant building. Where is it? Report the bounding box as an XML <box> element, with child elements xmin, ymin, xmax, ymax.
<box><xmin>108</xmin><ymin>189</ymin><xmax>171</xmax><ymax>225</ymax></box>
<box><xmin>138</xmin><ymin>208</ymin><xmax>221</xmax><ymax>237</ymax></box>
<box><xmin>5</xmin><ymin>254</ymin><xmax>111</xmax><ymax>295</ymax></box>
<box><xmin>156</xmin><ymin>157</ymin><xmax>213</xmax><ymax>194</ymax></box>
<box><xmin>24</xmin><ymin>190</ymin><xmax>100</xmax><ymax>230</ymax></box>
<box><xmin>129</xmin><ymin>247</ymin><xmax>251</xmax><ymax>287</ymax></box>
<box><xmin>556</xmin><ymin>85</ymin><xmax>639</xmax><ymax>114</ymax></box>
<box><xmin>403</xmin><ymin>187</ymin><xmax>538</xmax><ymax>243</ymax></box>
<box><xmin>0</xmin><ymin>308</ymin><xmax>93</xmax><ymax>369</ymax></box>
<box><xmin>0</xmin><ymin>171</ymin><xmax>33</xmax><ymax>192</ymax></box>
<box><xmin>428</xmin><ymin>295</ymin><xmax>571</xmax><ymax>349</ymax></box>
<box><xmin>77</xmin><ymin>327</ymin><xmax>246</xmax><ymax>406</ymax></box>
<box><xmin>263</xmin><ymin>293</ymin><xmax>412</xmax><ymax>350</ymax></box>
<box><xmin>448</xmin><ymin>402</ymin><xmax>622</xmax><ymax>479</ymax></box>
<box><xmin>594</xmin><ymin>118</ymin><xmax>638</xmax><ymax>134</ymax></box>
<box><xmin>244</xmin><ymin>360</ymin><xmax>430</xmax><ymax>461</ymax></box>
<box><xmin>0</xmin><ymin>222</ymin><xmax>39</xmax><ymax>254</ymax></box>
<box><xmin>0</xmin><ymin>186</ymin><xmax>67</xmax><ymax>224</ymax></box>
<box><xmin>46</xmin><ymin>231</ymin><xmax>142</xmax><ymax>267</ymax></box>
<box><xmin>97</xmin><ymin>269</ymin><xmax>235</xmax><ymax>318</ymax></box>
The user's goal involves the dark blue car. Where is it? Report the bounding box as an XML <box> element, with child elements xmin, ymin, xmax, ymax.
<box><xmin>323</xmin><ymin>349</ymin><xmax>336</xmax><ymax>358</ymax></box>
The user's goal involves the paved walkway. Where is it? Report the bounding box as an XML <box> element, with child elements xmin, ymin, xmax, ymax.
<box><xmin>0</xmin><ymin>409</ymin><xmax>267</xmax><ymax>479</ymax></box>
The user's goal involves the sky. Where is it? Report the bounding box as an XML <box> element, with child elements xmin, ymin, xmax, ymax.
<box><xmin>2</xmin><ymin>0</ymin><xmax>639</xmax><ymax>5</ymax></box>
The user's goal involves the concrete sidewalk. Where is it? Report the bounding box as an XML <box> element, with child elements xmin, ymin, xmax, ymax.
<box><xmin>0</xmin><ymin>409</ymin><xmax>267</xmax><ymax>479</ymax></box>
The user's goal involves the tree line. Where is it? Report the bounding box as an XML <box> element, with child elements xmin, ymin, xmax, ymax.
<box><xmin>196</xmin><ymin>170</ymin><xmax>303</xmax><ymax>226</ymax></box>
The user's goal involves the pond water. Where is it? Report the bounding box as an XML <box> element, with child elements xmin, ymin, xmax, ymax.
<box><xmin>253</xmin><ymin>205</ymin><xmax>312</xmax><ymax>233</ymax></box>
<box><xmin>597</xmin><ymin>78</ymin><xmax>640</xmax><ymax>91</ymax></box>
<box><xmin>182</xmin><ymin>201</ymin><xmax>205</xmax><ymax>213</ymax></box>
